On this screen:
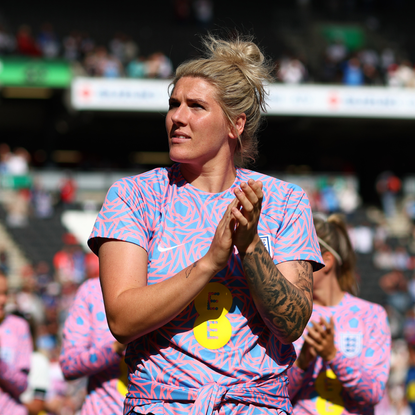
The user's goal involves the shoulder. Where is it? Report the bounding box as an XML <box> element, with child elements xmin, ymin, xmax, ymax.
<box><xmin>240</xmin><ymin>169</ymin><xmax>312</xmax><ymax>224</ymax></box>
<box><xmin>2</xmin><ymin>313</ymin><xmax>30</xmax><ymax>333</ymax></box>
<box><xmin>73</xmin><ymin>277</ymin><xmax>103</xmax><ymax>306</ymax></box>
<box><xmin>109</xmin><ymin>166</ymin><xmax>172</xmax><ymax>194</ymax></box>
<box><xmin>344</xmin><ymin>294</ymin><xmax>389</xmax><ymax>322</ymax></box>
<box><xmin>77</xmin><ymin>277</ymin><xmax>100</xmax><ymax>296</ymax></box>
<box><xmin>239</xmin><ymin>169</ymin><xmax>302</xmax><ymax>190</ymax></box>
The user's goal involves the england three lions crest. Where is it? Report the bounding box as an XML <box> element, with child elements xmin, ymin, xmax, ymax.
<box><xmin>340</xmin><ymin>332</ymin><xmax>363</xmax><ymax>358</ymax></box>
<box><xmin>260</xmin><ymin>235</ymin><xmax>272</xmax><ymax>256</ymax></box>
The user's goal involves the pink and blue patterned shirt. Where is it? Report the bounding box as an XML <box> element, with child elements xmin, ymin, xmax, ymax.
<box><xmin>288</xmin><ymin>293</ymin><xmax>391</xmax><ymax>415</ymax></box>
<box><xmin>88</xmin><ymin>164</ymin><xmax>324</xmax><ymax>415</ymax></box>
<box><xmin>59</xmin><ymin>277</ymin><xmax>127</xmax><ymax>415</ymax></box>
<box><xmin>0</xmin><ymin>314</ymin><xmax>32</xmax><ymax>415</ymax></box>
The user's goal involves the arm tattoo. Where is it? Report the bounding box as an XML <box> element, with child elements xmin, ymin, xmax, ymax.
<box><xmin>242</xmin><ymin>240</ymin><xmax>313</xmax><ymax>343</ymax></box>
<box><xmin>185</xmin><ymin>262</ymin><xmax>198</xmax><ymax>279</ymax></box>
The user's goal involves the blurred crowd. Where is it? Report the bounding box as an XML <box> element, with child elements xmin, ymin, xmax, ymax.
<box><xmin>276</xmin><ymin>41</ymin><xmax>415</xmax><ymax>87</ymax></box>
<box><xmin>0</xmin><ymin>22</ymin><xmax>174</xmax><ymax>80</ymax></box>
<box><xmin>2</xmin><ymin>3</ymin><xmax>415</xmax><ymax>87</ymax></box>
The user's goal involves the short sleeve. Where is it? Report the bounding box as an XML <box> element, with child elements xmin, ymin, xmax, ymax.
<box><xmin>88</xmin><ymin>176</ymin><xmax>153</xmax><ymax>255</ymax></box>
<box><xmin>269</xmin><ymin>184</ymin><xmax>324</xmax><ymax>271</ymax></box>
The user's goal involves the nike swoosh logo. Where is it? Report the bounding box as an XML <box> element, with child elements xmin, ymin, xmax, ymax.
<box><xmin>158</xmin><ymin>243</ymin><xmax>184</xmax><ymax>252</ymax></box>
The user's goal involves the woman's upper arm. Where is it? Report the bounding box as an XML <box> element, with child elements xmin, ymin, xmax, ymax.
<box><xmin>277</xmin><ymin>260</ymin><xmax>313</xmax><ymax>290</ymax></box>
<box><xmin>98</xmin><ymin>239</ymin><xmax>148</xmax><ymax>310</ymax></box>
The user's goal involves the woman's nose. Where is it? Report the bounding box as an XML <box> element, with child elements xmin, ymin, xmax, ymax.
<box><xmin>171</xmin><ymin>104</ymin><xmax>187</xmax><ymax>125</ymax></box>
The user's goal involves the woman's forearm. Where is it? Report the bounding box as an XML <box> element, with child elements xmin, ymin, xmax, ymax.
<box><xmin>103</xmin><ymin>256</ymin><xmax>218</xmax><ymax>344</ymax></box>
<box><xmin>241</xmin><ymin>239</ymin><xmax>313</xmax><ymax>344</ymax></box>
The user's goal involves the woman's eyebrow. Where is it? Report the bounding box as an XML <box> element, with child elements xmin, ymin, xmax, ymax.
<box><xmin>169</xmin><ymin>96</ymin><xmax>209</xmax><ymax>106</ymax></box>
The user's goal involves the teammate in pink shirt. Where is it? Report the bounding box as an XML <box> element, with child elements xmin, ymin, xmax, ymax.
<box><xmin>89</xmin><ymin>33</ymin><xmax>324</xmax><ymax>415</ymax></box>
<box><xmin>288</xmin><ymin>214</ymin><xmax>391</xmax><ymax>415</ymax></box>
<box><xmin>0</xmin><ymin>271</ymin><xmax>33</xmax><ymax>415</ymax></box>
<box><xmin>59</xmin><ymin>277</ymin><xmax>127</xmax><ymax>414</ymax></box>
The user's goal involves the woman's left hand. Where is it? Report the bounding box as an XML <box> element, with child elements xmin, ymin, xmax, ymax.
<box><xmin>303</xmin><ymin>316</ymin><xmax>337</xmax><ymax>362</ymax></box>
<box><xmin>232</xmin><ymin>179</ymin><xmax>263</xmax><ymax>254</ymax></box>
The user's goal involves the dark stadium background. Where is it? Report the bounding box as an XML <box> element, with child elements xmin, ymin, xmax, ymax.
<box><xmin>2</xmin><ymin>0</ymin><xmax>415</xmax><ymax>205</ymax></box>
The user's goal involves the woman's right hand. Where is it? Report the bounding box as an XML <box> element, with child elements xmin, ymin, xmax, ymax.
<box><xmin>203</xmin><ymin>197</ymin><xmax>239</xmax><ymax>274</ymax></box>
<box><xmin>296</xmin><ymin>339</ymin><xmax>317</xmax><ymax>371</ymax></box>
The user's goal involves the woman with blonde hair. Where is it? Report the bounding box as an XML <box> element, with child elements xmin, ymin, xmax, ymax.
<box><xmin>288</xmin><ymin>213</ymin><xmax>391</xmax><ymax>414</ymax></box>
<box><xmin>88</xmin><ymin>32</ymin><xmax>324</xmax><ymax>415</ymax></box>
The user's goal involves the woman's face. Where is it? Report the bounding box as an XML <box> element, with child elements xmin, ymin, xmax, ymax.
<box><xmin>166</xmin><ymin>76</ymin><xmax>235</xmax><ymax>168</ymax></box>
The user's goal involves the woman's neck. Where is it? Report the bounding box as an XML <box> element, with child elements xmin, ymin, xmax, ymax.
<box><xmin>313</xmin><ymin>276</ymin><xmax>345</xmax><ymax>307</ymax></box>
<box><xmin>180</xmin><ymin>162</ymin><xmax>237</xmax><ymax>193</ymax></box>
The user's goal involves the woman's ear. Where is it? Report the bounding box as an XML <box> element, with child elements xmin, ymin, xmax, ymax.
<box><xmin>229</xmin><ymin>114</ymin><xmax>246</xmax><ymax>139</ymax></box>
<box><xmin>322</xmin><ymin>252</ymin><xmax>336</xmax><ymax>273</ymax></box>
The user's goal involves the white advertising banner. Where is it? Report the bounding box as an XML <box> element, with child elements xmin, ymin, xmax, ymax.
<box><xmin>71</xmin><ymin>77</ymin><xmax>171</xmax><ymax>111</ymax></box>
<box><xmin>71</xmin><ymin>77</ymin><xmax>415</xmax><ymax>119</ymax></box>
<box><xmin>266</xmin><ymin>84</ymin><xmax>415</xmax><ymax>119</ymax></box>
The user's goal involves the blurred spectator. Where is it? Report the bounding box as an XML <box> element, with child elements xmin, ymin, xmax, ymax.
<box><xmin>0</xmin><ymin>142</ymin><xmax>12</xmax><ymax>175</ymax></box>
<box><xmin>6</xmin><ymin>188</ymin><xmax>30</xmax><ymax>227</ymax></box>
<box><xmin>37</xmin><ymin>22</ymin><xmax>60</xmax><ymax>58</ymax></box>
<box><xmin>0</xmin><ymin>24</ymin><xmax>16</xmax><ymax>55</ymax></box>
<box><xmin>15</xmin><ymin>265</ymin><xmax>46</xmax><ymax>325</ymax></box>
<box><xmin>376</xmin><ymin>171</ymin><xmax>402</xmax><ymax>219</ymax></box>
<box><xmin>0</xmin><ymin>248</ymin><xmax>10</xmax><ymax>276</ymax></box>
<box><xmin>126</xmin><ymin>56</ymin><xmax>147</xmax><ymax>78</ymax></box>
<box><xmin>349</xmin><ymin>223</ymin><xmax>374</xmax><ymax>254</ymax></box>
<box><xmin>0</xmin><ymin>271</ymin><xmax>33</xmax><ymax>415</ymax></box>
<box><xmin>84</xmin><ymin>252</ymin><xmax>99</xmax><ymax>280</ymax></box>
<box><xmin>60</xmin><ymin>277</ymin><xmax>127</xmax><ymax>414</ymax></box>
<box><xmin>404</xmin><ymin>308</ymin><xmax>415</xmax><ymax>346</ymax></box>
<box><xmin>62</xmin><ymin>30</ymin><xmax>81</xmax><ymax>61</ymax></box>
<box><xmin>374</xmin><ymin>242</ymin><xmax>396</xmax><ymax>270</ymax></box>
<box><xmin>84</xmin><ymin>46</ymin><xmax>123</xmax><ymax>78</ymax></box>
<box><xmin>123</xmin><ymin>35</ymin><xmax>139</xmax><ymax>64</ymax></box>
<box><xmin>318</xmin><ymin>178</ymin><xmax>340</xmax><ymax>214</ymax></box>
<box><xmin>277</xmin><ymin>57</ymin><xmax>308</xmax><ymax>84</ymax></box>
<box><xmin>321</xmin><ymin>54</ymin><xmax>342</xmax><ymax>83</ymax></box>
<box><xmin>109</xmin><ymin>32</ymin><xmax>128</xmax><ymax>64</ymax></box>
<box><xmin>33</xmin><ymin>261</ymin><xmax>54</xmax><ymax>299</ymax></box>
<box><xmin>193</xmin><ymin>0</ymin><xmax>214</xmax><ymax>29</ymax></box>
<box><xmin>404</xmin><ymin>195</ymin><xmax>415</xmax><ymax>225</ymax></box>
<box><xmin>363</xmin><ymin>62</ymin><xmax>383</xmax><ymax>85</ymax></box>
<box><xmin>408</xmin><ymin>272</ymin><xmax>415</xmax><ymax>306</ymax></box>
<box><xmin>325</xmin><ymin>38</ymin><xmax>348</xmax><ymax>64</ymax></box>
<box><xmin>79</xmin><ymin>32</ymin><xmax>95</xmax><ymax>61</ymax></box>
<box><xmin>379</xmin><ymin>269</ymin><xmax>412</xmax><ymax>320</ymax></box>
<box><xmin>20</xmin><ymin>315</ymin><xmax>51</xmax><ymax>415</ymax></box>
<box><xmin>16</xmin><ymin>24</ymin><xmax>41</xmax><ymax>56</ymax></box>
<box><xmin>380</xmin><ymin>47</ymin><xmax>396</xmax><ymax>74</ymax></box>
<box><xmin>358</xmin><ymin>47</ymin><xmax>380</xmax><ymax>69</ymax></box>
<box><xmin>46</xmin><ymin>343</ymin><xmax>86</xmax><ymax>415</ymax></box>
<box><xmin>342</xmin><ymin>56</ymin><xmax>364</xmax><ymax>86</ymax></box>
<box><xmin>58</xmin><ymin>172</ymin><xmax>77</xmax><ymax>209</ymax></box>
<box><xmin>337</xmin><ymin>180</ymin><xmax>361</xmax><ymax>217</ymax></box>
<box><xmin>31</xmin><ymin>180</ymin><xmax>54</xmax><ymax>219</ymax></box>
<box><xmin>6</xmin><ymin>147</ymin><xmax>30</xmax><ymax>176</ymax></box>
<box><xmin>395</xmin><ymin>246</ymin><xmax>411</xmax><ymax>271</ymax></box>
<box><xmin>146</xmin><ymin>51</ymin><xmax>173</xmax><ymax>79</ymax></box>
<box><xmin>387</xmin><ymin>60</ymin><xmax>415</xmax><ymax>88</ymax></box>
<box><xmin>53</xmin><ymin>233</ymin><xmax>85</xmax><ymax>285</ymax></box>
<box><xmin>109</xmin><ymin>32</ymin><xmax>138</xmax><ymax>66</ymax></box>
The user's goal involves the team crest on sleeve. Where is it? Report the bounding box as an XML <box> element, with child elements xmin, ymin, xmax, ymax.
<box><xmin>340</xmin><ymin>332</ymin><xmax>363</xmax><ymax>358</ymax></box>
<box><xmin>259</xmin><ymin>235</ymin><xmax>272</xmax><ymax>256</ymax></box>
